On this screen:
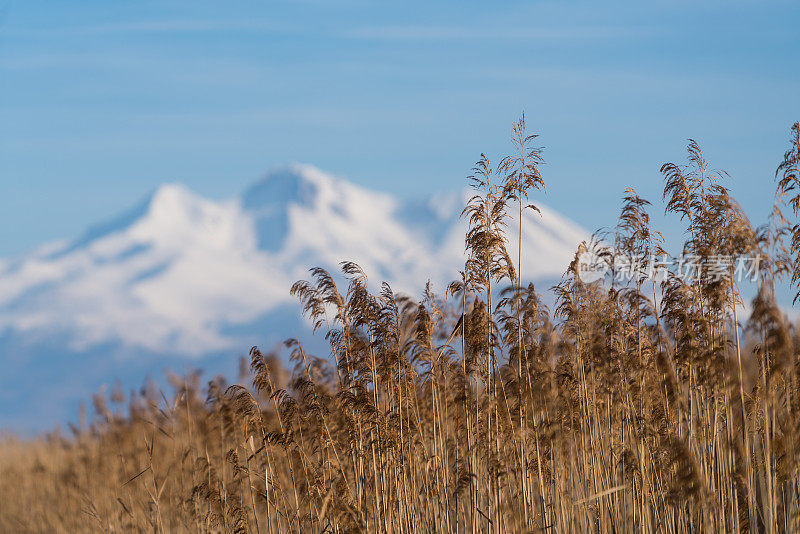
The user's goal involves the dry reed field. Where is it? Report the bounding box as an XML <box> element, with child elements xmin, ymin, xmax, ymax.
<box><xmin>3</xmin><ymin>118</ymin><xmax>800</xmax><ymax>533</ymax></box>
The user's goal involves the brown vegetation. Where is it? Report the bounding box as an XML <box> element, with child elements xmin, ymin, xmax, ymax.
<box><xmin>2</xmin><ymin>118</ymin><xmax>800</xmax><ymax>533</ymax></box>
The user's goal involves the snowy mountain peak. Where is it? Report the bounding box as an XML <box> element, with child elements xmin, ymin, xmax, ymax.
<box><xmin>147</xmin><ymin>182</ymin><xmax>199</xmax><ymax>214</ymax></box>
<box><xmin>0</xmin><ymin>165</ymin><xmax>588</xmax><ymax>358</ymax></box>
<box><xmin>243</xmin><ymin>164</ymin><xmax>324</xmax><ymax>211</ymax></box>
<box><xmin>242</xmin><ymin>165</ymin><xmax>398</xmax><ymax>252</ymax></box>
<box><xmin>131</xmin><ymin>182</ymin><xmax>238</xmax><ymax>249</ymax></box>
<box><xmin>0</xmin><ymin>165</ymin><xmax>591</xmax><ymax>430</ymax></box>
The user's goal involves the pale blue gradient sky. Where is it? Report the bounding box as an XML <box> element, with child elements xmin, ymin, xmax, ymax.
<box><xmin>1</xmin><ymin>0</ymin><xmax>798</xmax><ymax>255</ymax></box>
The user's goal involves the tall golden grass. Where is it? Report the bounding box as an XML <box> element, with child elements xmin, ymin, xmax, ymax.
<box><xmin>2</xmin><ymin>118</ymin><xmax>800</xmax><ymax>533</ymax></box>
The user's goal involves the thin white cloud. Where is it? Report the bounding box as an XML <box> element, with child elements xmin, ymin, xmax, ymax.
<box><xmin>5</xmin><ymin>17</ymin><xmax>661</xmax><ymax>44</ymax></box>
<box><xmin>342</xmin><ymin>24</ymin><xmax>662</xmax><ymax>42</ymax></box>
<box><xmin>3</xmin><ymin>19</ymin><xmax>303</xmax><ymax>38</ymax></box>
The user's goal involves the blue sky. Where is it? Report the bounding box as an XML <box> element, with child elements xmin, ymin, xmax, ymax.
<box><xmin>1</xmin><ymin>0</ymin><xmax>798</xmax><ymax>256</ymax></box>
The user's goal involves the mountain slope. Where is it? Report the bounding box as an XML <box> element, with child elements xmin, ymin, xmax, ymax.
<box><xmin>0</xmin><ymin>164</ymin><xmax>587</xmax><ymax>431</ymax></box>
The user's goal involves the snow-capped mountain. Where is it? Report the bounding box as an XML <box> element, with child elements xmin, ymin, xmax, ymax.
<box><xmin>0</xmin><ymin>165</ymin><xmax>587</xmax><ymax>432</ymax></box>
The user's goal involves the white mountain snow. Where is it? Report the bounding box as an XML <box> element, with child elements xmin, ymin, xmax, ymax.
<box><xmin>0</xmin><ymin>165</ymin><xmax>589</xmax><ymax>432</ymax></box>
<box><xmin>0</xmin><ymin>164</ymin><xmax>587</xmax><ymax>358</ymax></box>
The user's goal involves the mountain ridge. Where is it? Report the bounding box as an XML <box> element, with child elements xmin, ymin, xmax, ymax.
<box><xmin>0</xmin><ymin>164</ymin><xmax>588</xmax><ymax>431</ymax></box>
